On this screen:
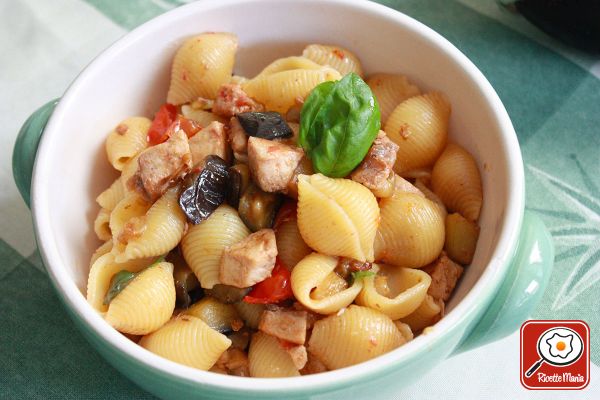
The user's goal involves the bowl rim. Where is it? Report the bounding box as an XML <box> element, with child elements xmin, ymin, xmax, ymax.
<box><xmin>31</xmin><ymin>0</ymin><xmax>524</xmax><ymax>393</ymax></box>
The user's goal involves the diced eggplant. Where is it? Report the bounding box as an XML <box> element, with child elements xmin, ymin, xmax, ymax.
<box><xmin>185</xmin><ymin>297</ymin><xmax>241</xmax><ymax>334</ymax></box>
<box><xmin>228</xmin><ymin>329</ymin><xmax>251</xmax><ymax>350</ymax></box>
<box><xmin>238</xmin><ymin>183</ymin><xmax>283</xmax><ymax>232</ymax></box>
<box><xmin>236</xmin><ymin>112</ymin><xmax>293</xmax><ymax>140</ymax></box>
<box><xmin>226</xmin><ymin>164</ymin><xmax>251</xmax><ymax>208</ymax></box>
<box><xmin>206</xmin><ymin>284</ymin><xmax>252</xmax><ymax>304</ymax></box>
<box><xmin>171</xmin><ymin>252</ymin><xmax>201</xmax><ymax>308</ymax></box>
<box><xmin>179</xmin><ymin>155</ymin><xmax>229</xmax><ymax>224</ymax></box>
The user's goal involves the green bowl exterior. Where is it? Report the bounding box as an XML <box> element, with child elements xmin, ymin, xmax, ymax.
<box><xmin>12</xmin><ymin>99</ymin><xmax>59</xmax><ymax>207</ymax></box>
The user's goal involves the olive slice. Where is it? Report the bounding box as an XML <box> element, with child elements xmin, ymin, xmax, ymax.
<box><xmin>179</xmin><ymin>155</ymin><xmax>229</xmax><ymax>224</ymax></box>
<box><xmin>236</xmin><ymin>111</ymin><xmax>293</xmax><ymax>140</ymax></box>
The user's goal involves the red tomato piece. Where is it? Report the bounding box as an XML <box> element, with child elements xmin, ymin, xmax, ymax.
<box><xmin>178</xmin><ymin>115</ymin><xmax>202</xmax><ymax>138</ymax></box>
<box><xmin>273</xmin><ymin>200</ymin><xmax>297</xmax><ymax>230</ymax></box>
<box><xmin>147</xmin><ymin>103</ymin><xmax>178</xmax><ymax>145</ymax></box>
<box><xmin>243</xmin><ymin>261</ymin><xmax>294</xmax><ymax>304</ymax></box>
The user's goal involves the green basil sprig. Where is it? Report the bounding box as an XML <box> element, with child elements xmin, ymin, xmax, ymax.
<box><xmin>299</xmin><ymin>73</ymin><xmax>381</xmax><ymax>178</ymax></box>
<box><xmin>103</xmin><ymin>255</ymin><xmax>166</xmax><ymax>305</ymax></box>
<box><xmin>103</xmin><ymin>270</ymin><xmax>137</xmax><ymax>305</ymax></box>
<box><xmin>350</xmin><ymin>270</ymin><xmax>376</xmax><ymax>285</ymax></box>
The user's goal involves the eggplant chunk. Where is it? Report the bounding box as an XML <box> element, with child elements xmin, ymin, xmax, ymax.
<box><xmin>179</xmin><ymin>155</ymin><xmax>229</xmax><ymax>224</ymax></box>
<box><xmin>238</xmin><ymin>184</ymin><xmax>283</xmax><ymax>232</ymax></box>
<box><xmin>236</xmin><ymin>112</ymin><xmax>293</xmax><ymax>140</ymax></box>
<box><xmin>171</xmin><ymin>253</ymin><xmax>201</xmax><ymax>308</ymax></box>
<box><xmin>227</xmin><ymin>164</ymin><xmax>251</xmax><ymax>208</ymax></box>
<box><xmin>206</xmin><ymin>284</ymin><xmax>252</xmax><ymax>304</ymax></box>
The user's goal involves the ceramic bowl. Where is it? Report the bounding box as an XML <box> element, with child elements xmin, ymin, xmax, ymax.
<box><xmin>12</xmin><ymin>0</ymin><xmax>554</xmax><ymax>399</ymax></box>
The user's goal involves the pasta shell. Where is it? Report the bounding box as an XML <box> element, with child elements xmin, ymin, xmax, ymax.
<box><xmin>400</xmin><ymin>294</ymin><xmax>443</xmax><ymax>332</ymax></box>
<box><xmin>243</xmin><ymin>67</ymin><xmax>341</xmax><ymax>114</ymax></box>
<box><xmin>96</xmin><ymin>177</ymin><xmax>125</xmax><ymax>211</ymax></box>
<box><xmin>444</xmin><ymin>212</ymin><xmax>480</xmax><ymax>264</ymax></box>
<box><xmin>399</xmin><ymin>167</ymin><xmax>431</xmax><ymax>182</ymax></box>
<box><xmin>291</xmin><ymin>253</ymin><xmax>362</xmax><ymax>314</ymax></box>
<box><xmin>140</xmin><ymin>315</ymin><xmax>231</xmax><ymax>370</ymax></box>
<box><xmin>105</xmin><ymin>117</ymin><xmax>151</xmax><ymax>171</ymax></box>
<box><xmin>385</xmin><ymin>92</ymin><xmax>450</xmax><ymax>173</ymax></box>
<box><xmin>367</xmin><ymin>73</ymin><xmax>421</xmax><ymax>125</ymax></box>
<box><xmin>255</xmin><ymin>56</ymin><xmax>324</xmax><ymax>77</ymax></box>
<box><xmin>90</xmin><ymin>240</ymin><xmax>113</xmax><ymax>267</ymax></box>
<box><xmin>86</xmin><ymin>251</ymin><xmax>154</xmax><ymax>312</ymax></box>
<box><xmin>297</xmin><ymin>174</ymin><xmax>379</xmax><ymax>262</ymax></box>
<box><xmin>275</xmin><ymin>217</ymin><xmax>311</xmax><ymax>269</ymax></box>
<box><xmin>308</xmin><ymin>305</ymin><xmax>403</xmax><ymax>369</ymax></box>
<box><xmin>112</xmin><ymin>187</ymin><xmax>186</xmax><ymax>262</ymax></box>
<box><xmin>356</xmin><ymin>264</ymin><xmax>431</xmax><ymax>320</ymax></box>
<box><xmin>109</xmin><ymin>193</ymin><xmax>151</xmax><ymax>242</ymax></box>
<box><xmin>249</xmin><ymin>332</ymin><xmax>300</xmax><ymax>377</ymax></box>
<box><xmin>302</xmin><ymin>44</ymin><xmax>363</xmax><ymax>77</ymax></box>
<box><xmin>167</xmin><ymin>32</ymin><xmax>238</xmax><ymax>104</ymax></box>
<box><xmin>375</xmin><ymin>192</ymin><xmax>445</xmax><ymax>268</ymax></box>
<box><xmin>311</xmin><ymin>271</ymin><xmax>348</xmax><ymax>301</ymax></box>
<box><xmin>94</xmin><ymin>208</ymin><xmax>112</xmax><ymax>241</ymax></box>
<box><xmin>181</xmin><ymin>205</ymin><xmax>250</xmax><ymax>289</ymax></box>
<box><xmin>230</xmin><ymin>75</ymin><xmax>248</xmax><ymax>85</ymax></box>
<box><xmin>431</xmin><ymin>143</ymin><xmax>483</xmax><ymax>221</ymax></box>
<box><xmin>414</xmin><ymin>178</ymin><xmax>447</xmax><ymax>219</ymax></box>
<box><xmin>394</xmin><ymin>321</ymin><xmax>414</xmax><ymax>342</ymax></box>
<box><xmin>105</xmin><ymin>262</ymin><xmax>176</xmax><ymax>335</ymax></box>
<box><xmin>180</xmin><ymin>105</ymin><xmax>226</xmax><ymax>126</ymax></box>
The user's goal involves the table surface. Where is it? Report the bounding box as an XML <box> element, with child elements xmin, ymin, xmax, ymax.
<box><xmin>1</xmin><ymin>0</ymin><xmax>599</xmax><ymax>399</ymax></box>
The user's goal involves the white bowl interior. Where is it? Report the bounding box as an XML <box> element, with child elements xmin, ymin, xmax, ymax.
<box><xmin>32</xmin><ymin>0</ymin><xmax>522</xmax><ymax>390</ymax></box>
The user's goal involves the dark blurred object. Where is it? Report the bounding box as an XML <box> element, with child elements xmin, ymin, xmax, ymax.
<box><xmin>511</xmin><ymin>0</ymin><xmax>600</xmax><ymax>53</ymax></box>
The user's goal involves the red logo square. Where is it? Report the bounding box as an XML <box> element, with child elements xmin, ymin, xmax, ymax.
<box><xmin>520</xmin><ymin>320</ymin><xmax>590</xmax><ymax>390</ymax></box>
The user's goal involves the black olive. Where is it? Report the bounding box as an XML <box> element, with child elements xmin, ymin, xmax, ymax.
<box><xmin>238</xmin><ymin>184</ymin><xmax>283</xmax><ymax>232</ymax></box>
<box><xmin>226</xmin><ymin>164</ymin><xmax>251</xmax><ymax>209</ymax></box>
<box><xmin>206</xmin><ymin>284</ymin><xmax>252</xmax><ymax>304</ymax></box>
<box><xmin>179</xmin><ymin>155</ymin><xmax>229</xmax><ymax>224</ymax></box>
<box><xmin>236</xmin><ymin>111</ymin><xmax>293</xmax><ymax>140</ymax></box>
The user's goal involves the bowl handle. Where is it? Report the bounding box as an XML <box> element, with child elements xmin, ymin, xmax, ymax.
<box><xmin>12</xmin><ymin>99</ymin><xmax>59</xmax><ymax>208</ymax></box>
<box><xmin>453</xmin><ymin>211</ymin><xmax>554</xmax><ymax>354</ymax></box>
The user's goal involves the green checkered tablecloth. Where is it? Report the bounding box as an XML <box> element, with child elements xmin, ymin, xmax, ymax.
<box><xmin>1</xmin><ymin>0</ymin><xmax>598</xmax><ymax>398</ymax></box>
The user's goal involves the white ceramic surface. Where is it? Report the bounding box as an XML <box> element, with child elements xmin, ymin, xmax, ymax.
<box><xmin>30</xmin><ymin>0</ymin><xmax>523</xmax><ymax>394</ymax></box>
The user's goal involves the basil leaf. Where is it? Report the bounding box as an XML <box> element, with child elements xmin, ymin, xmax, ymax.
<box><xmin>350</xmin><ymin>270</ymin><xmax>376</xmax><ymax>284</ymax></box>
<box><xmin>104</xmin><ymin>270</ymin><xmax>137</xmax><ymax>305</ymax></box>
<box><xmin>299</xmin><ymin>73</ymin><xmax>380</xmax><ymax>177</ymax></box>
<box><xmin>102</xmin><ymin>255</ymin><xmax>166</xmax><ymax>305</ymax></box>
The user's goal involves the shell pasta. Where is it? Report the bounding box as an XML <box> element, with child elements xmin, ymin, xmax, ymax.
<box><xmin>140</xmin><ymin>315</ymin><xmax>231</xmax><ymax>370</ymax></box>
<box><xmin>355</xmin><ymin>264</ymin><xmax>432</xmax><ymax>319</ymax></box>
<box><xmin>291</xmin><ymin>253</ymin><xmax>363</xmax><ymax>314</ymax></box>
<box><xmin>105</xmin><ymin>117</ymin><xmax>151</xmax><ymax>171</ymax></box>
<box><xmin>105</xmin><ymin>262</ymin><xmax>176</xmax><ymax>335</ymax></box>
<box><xmin>308</xmin><ymin>305</ymin><xmax>403</xmax><ymax>370</ymax></box>
<box><xmin>248</xmin><ymin>332</ymin><xmax>300</xmax><ymax>377</ymax></box>
<box><xmin>167</xmin><ymin>32</ymin><xmax>238</xmax><ymax>104</ymax></box>
<box><xmin>86</xmin><ymin>32</ymin><xmax>484</xmax><ymax>377</ymax></box>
